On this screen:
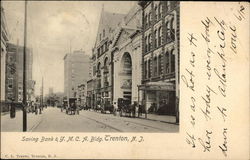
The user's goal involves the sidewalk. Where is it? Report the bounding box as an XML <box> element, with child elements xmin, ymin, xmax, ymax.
<box><xmin>138</xmin><ymin>113</ymin><xmax>177</xmax><ymax>124</ymax></box>
<box><xmin>1</xmin><ymin>109</ymin><xmax>44</xmax><ymax>132</ymax></box>
<box><xmin>109</xmin><ymin>109</ymin><xmax>177</xmax><ymax>124</ymax></box>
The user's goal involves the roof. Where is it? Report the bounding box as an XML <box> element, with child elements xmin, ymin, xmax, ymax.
<box><xmin>94</xmin><ymin>9</ymin><xmax>126</xmax><ymax>48</ymax></box>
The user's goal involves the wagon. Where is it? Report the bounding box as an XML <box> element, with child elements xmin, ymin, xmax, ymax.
<box><xmin>117</xmin><ymin>98</ymin><xmax>132</xmax><ymax>117</ymax></box>
<box><xmin>66</xmin><ymin>98</ymin><xmax>78</xmax><ymax>115</ymax></box>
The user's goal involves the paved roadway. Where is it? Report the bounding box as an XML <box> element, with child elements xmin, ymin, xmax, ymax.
<box><xmin>1</xmin><ymin>107</ymin><xmax>178</xmax><ymax>132</ymax></box>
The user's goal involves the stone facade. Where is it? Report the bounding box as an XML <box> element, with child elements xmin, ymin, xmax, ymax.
<box><xmin>91</xmin><ymin>8</ymin><xmax>126</xmax><ymax>108</ymax></box>
<box><xmin>111</xmin><ymin>5</ymin><xmax>142</xmax><ymax>108</ymax></box>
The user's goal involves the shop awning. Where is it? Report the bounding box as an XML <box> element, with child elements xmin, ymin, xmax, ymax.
<box><xmin>138</xmin><ymin>82</ymin><xmax>175</xmax><ymax>91</ymax></box>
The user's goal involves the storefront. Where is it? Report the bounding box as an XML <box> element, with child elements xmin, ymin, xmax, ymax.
<box><xmin>138</xmin><ymin>81</ymin><xmax>176</xmax><ymax>115</ymax></box>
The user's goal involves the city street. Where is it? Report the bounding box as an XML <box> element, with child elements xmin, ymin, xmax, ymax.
<box><xmin>1</xmin><ymin>107</ymin><xmax>178</xmax><ymax>132</ymax></box>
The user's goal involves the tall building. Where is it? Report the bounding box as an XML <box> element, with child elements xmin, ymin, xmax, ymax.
<box><xmin>64</xmin><ymin>50</ymin><xmax>90</xmax><ymax>98</ymax></box>
<box><xmin>111</xmin><ymin>4</ymin><xmax>142</xmax><ymax>108</ymax></box>
<box><xmin>138</xmin><ymin>1</ymin><xmax>180</xmax><ymax>117</ymax></box>
<box><xmin>91</xmin><ymin>7</ymin><xmax>126</xmax><ymax>108</ymax></box>
<box><xmin>1</xmin><ymin>6</ymin><xmax>9</xmax><ymax>108</ymax></box>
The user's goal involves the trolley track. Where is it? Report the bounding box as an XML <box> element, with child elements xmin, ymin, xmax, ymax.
<box><xmin>79</xmin><ymin>111</ymin><xmax>166</xmax><ymax>132</ymax></box>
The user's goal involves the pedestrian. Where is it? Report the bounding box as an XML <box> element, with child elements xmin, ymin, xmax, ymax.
<box><xmin>132</xmin><ymin>101</ymin><xmax>137</xmax><ymax>118</ymax></box>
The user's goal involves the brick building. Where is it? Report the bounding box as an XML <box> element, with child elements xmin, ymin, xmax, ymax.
<box><xmin>138</xmin><ymin>1</ymin><xmax>179</xmax><ymax>118</ymax></box>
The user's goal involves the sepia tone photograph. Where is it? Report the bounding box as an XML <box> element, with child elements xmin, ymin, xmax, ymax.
<box><xmin>1</xmin><ymin>1</ymin><xmax>180</xmax><ymax>132</ymax></box>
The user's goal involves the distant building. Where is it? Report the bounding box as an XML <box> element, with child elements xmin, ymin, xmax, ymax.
<box><xmin>138</xmin><ymin>1</ymin><xmax>180</xmax><ymax>117</ymax></box>
<box><xmin>1</xmin><ymin>6</ymin><xmax>9</xmax><ymax>108</ymax></box>
<box><xmin>86</xmin><ymin>79</ymin><xmax>93</xmax><ymax>108</ymax></box>
<box><xmin>76</xmin><ymin>83</ymin><xmax>86</xmax><ymax>106</ymax></box>
<box><xmin>49</xmin><ymin>87</ymin><xmax>53</xmax><ymax>96</ymax></box>
<box><xmin>64</xmin><ymin>50</ymin><xmax>90</xmax><ymax>98</ymax></box>
<box><xmin>90</xmin><ymin>7</ymin><xmax>126</xmax><ymax>108</ymax></box>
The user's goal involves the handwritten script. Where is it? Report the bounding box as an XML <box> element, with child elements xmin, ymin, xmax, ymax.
<box><xmin>182</xmin><ymin>2</ymin><xmax>247</xmax><ymax>158</ymax></box>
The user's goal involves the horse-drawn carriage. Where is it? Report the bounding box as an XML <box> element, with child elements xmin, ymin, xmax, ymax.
<box><xmin>100</xmin><ymin>97</ymin><xmax>114</xmax><ymax>114</ymax></box>
<box><xmin>61</xmin><ymin>98</ymin><xmax>79</xmax><ymax>115</ymax></box>
<box><xmin>66</xmin><ymin>98</ymin><xmax>78</xmax><ymax>115</ymax></box>
<box><xmin>117</xmin><ymin>98</ymin><xmax>134</xmax><ymax>117</ymax></box>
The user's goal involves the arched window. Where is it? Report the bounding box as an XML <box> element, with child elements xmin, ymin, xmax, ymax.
<box><xmin>158</xmin><ymin>54</ymin><xmax>162</xmax><ymax>75</ymax></box>
<box><xmin>122</xmin><ymin>52</ymin><xmax>132</xmax><ymax>75</ymax></box>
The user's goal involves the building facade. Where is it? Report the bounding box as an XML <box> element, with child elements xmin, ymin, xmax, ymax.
<box><xmin>111</xmin><ymin>5</ymin><xmax>143</xmax><ymax>108</ymax></box>
<box><xmin>64</xmin><ymin>50</ymin><xmax>90</xmax><ymax>99</ymax></box>
<box><xmin>1</xmin><ymin>6</ymin><xmax>9</xmax><ymax>108</ymax></box>
<box><xmin>138</xmin><ymin>1</ymin><xmax>180</xmax><ymax>117</ymax></box>
<box><xmin>5</xmin><ymin>43</ymin><xmax>34</xmax><ymax>104</ymax></box>
<box><xmin>76</xmin><ymin>83</ymin><xmax>86</xmax><ymax>107</ymax></box>
<box><xmin>91</xmin><ymin>8</ymin><xmax>126</xmax><ymax>109</ymax></box>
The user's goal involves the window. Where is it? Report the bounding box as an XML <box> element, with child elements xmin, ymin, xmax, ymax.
<box><xmin>155</xmin><ymin>5</ymin><xmax>158</xmax><ymax>20</ymax></box>
<box><xmin>154</xmin><ymin>29</ymin><xmax>158</xmax><ymax>48</ymax></box>
<box><xmin>158</xmin><ymin>55</ymin><xmax>162</xmax><ymax>75</ymax></box>
<box><xmin>158</xmin><ymin>26</ymin><xmax>162</xmax><ymax>46</ymax></box>
<box><xmin>97</xmin><ymin>48</ymin><xmax>100</xmax><ymax>56</ymax></box>
<box><xmin>148</xmin><ymin>12</ymin><xmax>152</xmax><ymax>26</ymax></box>
<box><xmin>154</xmin><ymin>57</ymin><xmax>157</xmax><ymax>77</ymax></box>
<box><xmin>170</xmin><ymin>18</ymin><xmax>175</xmax><ymax>41</ymax></box>
<box><xmin>93</xmin><ymin>66</ymin><xmax>96</xmax><ymax>76</ymax></box>
<box><xmin>145</xmin><ymin>36</ymin><xmax>148</xmax><ymax>52</ymax></box>
<box><xmin>166</xmin><ymin>51</ymin><xmax>170</xmax><ymax>73</ymax></box>
<box><xmin>105</xmin><ymin>42</ymin><xmax>108</xmax><ymax>51</ymax></box>
<box><xmin>158</xmin><ymin>3</ymin><xmax>162</xmax><ymax>18</ymax></box>
<box><xmin>103</xmin><ymin>29</ymin><xmax>105</xmax><ymax>38</ymax></box>
<box><xmin>166</xmin><ymin>21</ymin><xmax>171</xmax><ymax>43</ymax></box>
<box><xmin>171</xmin><ymin>49</ymin><xmax>175</xmax><ymax>72</ymax></box>
<box><xmin>148</xmin><ymin>59</ymin><xmax>151</xmax><ymax>78</ymax></box>
<box><xmin>144</xmin><ymin>61</ymin><xmax>147</xmax><ymax>79</ymax></box>
<box><xmin>148</xmin><ymin>34</ymin><xmax>152</xmax><ymax>51</ymax></box>
<box><xmin>145</xmin><ymin>14</ymin><xmax>148</xmax><ymax>28</ymax></box>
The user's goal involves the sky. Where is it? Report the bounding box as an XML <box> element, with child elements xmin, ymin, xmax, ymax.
<box><xmin>2</xmin><ymin>1</ymin><xmax>135</xmax><ymax>95</ymax></box>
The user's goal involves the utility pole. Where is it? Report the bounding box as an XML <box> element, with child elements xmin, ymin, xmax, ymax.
<box><xmin>23</xmin><ymin>0</ymin><xmax>28</xmax><ymax>132</ymax></box>
<box><xmin>42</xmin><ymin>77</ymin><xmax>44</xmax><ymax>107</ymax></box>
